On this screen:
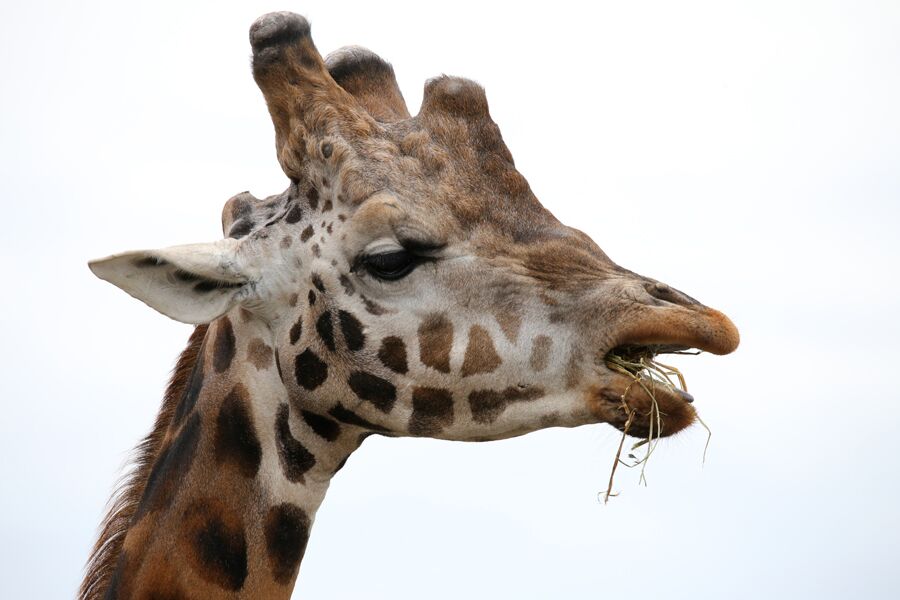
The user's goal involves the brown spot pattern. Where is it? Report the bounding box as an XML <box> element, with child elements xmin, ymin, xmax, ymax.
<box><xmin>316</xmin><ymin>312</ymin><xmax>336</xmax><ymax>351</ymax></box>
<box><xmin>378</xmin><ymin>336</ymin><xmax>408</xmax><ymax>374</ymax></box>
<box><xmin>338</xmin><ymin>310</ymin><xmax>365</xmax><ymax>351</ymax></box>
<box><xmin>361</xmin><ymin>295</ymin><xmax>387</xmax><ymax>315</ymax></box>
<box><xmin>347</xmin><ymin>372</ymin><xmax>396</xmax><ymax>413</ymax></box>
<box><xmin>460</xmin><ymin>325</ymin><xmax>501</xmax><ymax>376</ymax></box>
<box><xmin>294</xmin><ymin>349</ymin><xmax>328</xmax><ymax>390</ymax></box>
<box><xmin>338</xmin><ymin>274</ymin><xmax>355</xmax><ymax>296</ymax></box>
<box><xmin>181</xmin><ymin>498</ymin><xmax>247</xmax><ymax>591</ymax></box>
<box><xmin>328</xmin><ymin>403</ymin><xmax>391</xmax><ymax>433</ymax></box>
<box><xmin>173</xmin><ymin>343</ymin><xmax>205</xmax><ymax>426</ymax></box>
<box><xmin>213</xmin><ymin>317</ymin><xmax>236</xmax><ymax>373</ymax></box>
<box><xmin>289</xmin><ymin>314</ymin><xmax>304</xmax><ymax>345</ymax></box>
<box><xmin>248</xmin><ymin>338</ymin><xmax>273</xmax><ymax>370</ymax></box>
<box><xmin>301</xmin><ymin>410</ymin><xmax>341</xmax><ymax>441</ymax></box>
<box><xmin>275</xmin><ymin>404</ymin><xmax>316</xmax><ymax>483</ymax></box>
<box><xmin>264</xmin><ymin>503</ymin><xmax>310</xmax><ymax>585</ymax></box>
<box><xmin>468</xmin><ymin>386</ymin><xmax>545</xmax><ymax>424</ymax></box>
<box><xmin>214</xmin><ymin>383</ymin><xmax>262</xmax><ymax>479</ymax></box>
<box><xmin>409</xmin><ymin>387</ymin><xmax>454</xmax><ymax>436</ymax></box>
<box><xmin>133</xmin><ymin>413</ymin><xmax>201</xmax><ymax>519</ymax></box>
<box><xmin>418</xmin><ymin>314</ymin><xmax>453</xmax><ymax>373</ymax></box>
<box><xmin>496</xmin><ymin>312</ymin><xmax>522</xmax><ymax>344</ymax></box>
<box><xmin>565</xmin><ymin>349</ymin><xmax>583</xmax><ymax>389</ymax></box>
<box><xmin>285</xmin><ymin>203</ymin><xmax>304</xmax><ymax>224</ymax></box>
<box><xmin>529</xmin><ymin>335</ymin><xmax>552</xmax><ymax>372</ymax></box>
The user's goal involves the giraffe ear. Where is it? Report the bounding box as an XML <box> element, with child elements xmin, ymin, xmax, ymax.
<box><xmin>88</xmin><ymin>238</ymin><xmax>259</xmax><ymax>325</ymax></box>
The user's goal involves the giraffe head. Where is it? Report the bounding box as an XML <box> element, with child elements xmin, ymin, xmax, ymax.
<box><xmin>90</xmin><ymin>12</ymin><xmax>738</xmax><ymax>446</ymax></box>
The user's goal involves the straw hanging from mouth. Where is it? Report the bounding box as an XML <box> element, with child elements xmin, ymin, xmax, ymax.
<box><xmin>600</xmin><ymin>351</ymin><xmax>712</xmax><ymax>503</ymax></box>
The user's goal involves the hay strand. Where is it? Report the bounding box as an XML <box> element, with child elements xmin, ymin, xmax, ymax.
<box><xmin>600</xmin><ymin>348</ymin><xmax>711</xmax><ymax>502</ymax></box>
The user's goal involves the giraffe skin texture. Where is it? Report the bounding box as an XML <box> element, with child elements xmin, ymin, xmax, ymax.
<box><xmin>82</xmin><ymin>12</ymin><xmax>739</xmax><ymax>600</ymax></box>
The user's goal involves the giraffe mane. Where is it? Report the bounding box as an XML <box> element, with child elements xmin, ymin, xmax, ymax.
<box><xmin>78</xmin><ymin>324</ymin><xmax>209</xmax><ymax>600</ymax></box>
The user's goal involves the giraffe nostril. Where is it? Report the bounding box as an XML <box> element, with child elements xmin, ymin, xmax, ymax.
<box><xmin>643</xmin><ymin>281</ymin><xmax>700</xmax><ymax>307</ymax></box>
<box><xmin>645</xmin><ymin>281</ymin><xmax>674</xmax><ymax>301</ymax></box>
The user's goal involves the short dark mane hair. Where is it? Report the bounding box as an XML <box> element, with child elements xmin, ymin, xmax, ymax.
<box><xmin>78</xmin><ymin>325</ymin><xmax>208</xmax><ymax>600</ymax></box>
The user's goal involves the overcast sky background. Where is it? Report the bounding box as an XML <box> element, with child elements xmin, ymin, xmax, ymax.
<box><xmin>2</xmin><ymin>1</ymin><xmax>899</xmax><ymax>598</ymax></box>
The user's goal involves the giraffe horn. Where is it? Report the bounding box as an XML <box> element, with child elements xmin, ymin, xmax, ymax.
<box><xmin>250</xmin><ymin>12</ymin><xmax>377</xmax><ymax>181</ymax></box>
<box><xmin>417</xmin><ymin>75</ymin><xmax>523</xmax><ymax>196</ymax></box>
<box><xmin>326</xmin><ymin>46</ymin><xmax>411</xmax><ymax>123</ymax></box>
<box><xmin>419</xmin><ymin>75</ymin><xmax>491</xmax><ymax>122</ymax></box>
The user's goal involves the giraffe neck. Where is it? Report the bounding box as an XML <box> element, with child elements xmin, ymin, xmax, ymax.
<box><xmin>103</xmin><ymin>316</ymin><xmax>363</xmax><ymax>599</ymax></box>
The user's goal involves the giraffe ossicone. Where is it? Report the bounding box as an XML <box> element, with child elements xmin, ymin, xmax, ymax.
<box><xmin>82</xmin><ymin>11</ymin><xmax>739</xmax><ymax>599</ymax></box>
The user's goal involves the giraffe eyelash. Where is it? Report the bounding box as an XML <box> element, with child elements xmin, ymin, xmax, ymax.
<box><xmin>353</xmin><ymin>246</ymin><xmax>443</xmax><ymax>281</ymax></box>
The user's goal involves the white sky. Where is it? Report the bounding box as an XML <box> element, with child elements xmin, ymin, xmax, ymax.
<box><xmin>1</xmin><ymin>1</ymin><xmax>899</xmax><ymax>598</ymax></box>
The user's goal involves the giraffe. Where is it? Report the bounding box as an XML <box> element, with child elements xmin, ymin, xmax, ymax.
<box><xmin>80</xmin><ymin>12</ymin><xmax>739</xmax><ymax>599</ymax></box>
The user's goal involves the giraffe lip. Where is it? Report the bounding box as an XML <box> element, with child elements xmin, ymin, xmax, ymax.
<box><xmin>598</xmin><ymin>342</ymin><xmax>699</xmax><ymax>432</ymax></box>
<box><xmin>595</xmin><ymin>359</ymin><xmax>700</xmax><ymax>439</ymax></box>
<box><xmin>597</xmin><ymin>304</ymin><xmax>738</xmax><ymax>414</ymax></box>
<box><xmin>607</xmin><ymin>343</ymin><xmax>694</xmax><ymax>357</ymax></box>
<box><xmin>609</xmin><ymin>304</ymin><xmax>740</xmax><ymax>358</ymax></box>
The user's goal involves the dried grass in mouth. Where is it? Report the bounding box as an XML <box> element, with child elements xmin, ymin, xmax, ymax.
<box><xmin>600</xmin><ymin>348</ymin><xmax>711</xmax><ymax>503</ymax></box>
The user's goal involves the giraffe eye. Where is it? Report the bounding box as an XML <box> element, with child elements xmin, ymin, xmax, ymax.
<box><xmin>363</xmin><ymin>250</ymin><xmax>416</xmax><ymax>280</ymax></box>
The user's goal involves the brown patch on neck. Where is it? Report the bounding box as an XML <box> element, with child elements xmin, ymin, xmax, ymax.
<box><xmin>179</xmin><ymin>497</ymin><xmax>248</xmax><ymax>591</ymax></box>
<box><xmin>213</xmin><ymin>317</ymin><xmax>236</xmax><ymax>373</ymax></box>
<box><xmin>79</xmin><ymin>325</ymin><xmax>209</xmax><ymax>600</ymax></box>
<box><xmin>248</xmin><ymin>337</ymin><xmax>274</xmax><ymax>370</ymax></box>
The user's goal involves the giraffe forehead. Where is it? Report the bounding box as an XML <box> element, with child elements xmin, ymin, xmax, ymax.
<box><xmin>214</xmin><ymin>143</ymin><xmax>577</xmax><ymax>267</ymax></box>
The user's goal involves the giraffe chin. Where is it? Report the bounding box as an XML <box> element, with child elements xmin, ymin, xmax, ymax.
<box><xmin>587</xmin><ymin>373</ymin><xmax>698</xmax><ymax>439</ymax></box>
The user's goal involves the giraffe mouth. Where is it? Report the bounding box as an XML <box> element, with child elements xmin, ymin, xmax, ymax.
<box><xmin>597</xmin><ymin>344</ymin><xmax>699</xmax><ymax>439</ymax></box>
<box><xmin>592</xmin><ymin>305</ymin><xmax>739</xmax><ymax>439</ymax></box>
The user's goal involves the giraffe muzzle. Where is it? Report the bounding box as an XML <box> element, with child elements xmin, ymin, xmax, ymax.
<box><xmin>585</xmin><ymin>275</ymin><xmax>739</xmax><ymax>437</ymax></box>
